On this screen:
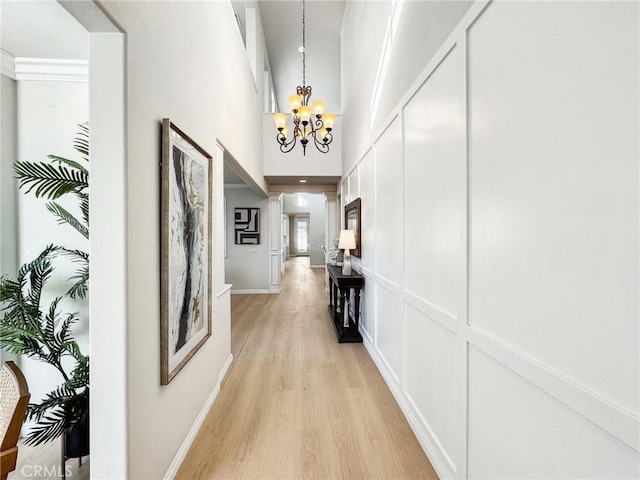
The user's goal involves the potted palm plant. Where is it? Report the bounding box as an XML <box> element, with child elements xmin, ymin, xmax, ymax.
<box><xmin>0</xmin><ymin>124</ymin><xmax>90</xmax><ymax>456</ymax></box>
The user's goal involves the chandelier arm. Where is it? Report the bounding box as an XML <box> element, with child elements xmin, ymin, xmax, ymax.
<box><xmin>324</xmin><ymin>133</ymin><xmax>334</xmax><ymax>145</ymax></box>
<box><xmin>277</xmin><ymin>132</ymin><xmax>298</xmax><ymax>153</ymax></box>
<box><xmin>312</xmin><ymin>137</ymin><xmax>331</xmax><ymax>154</ymax></box>
<box><xmin>310</xmin><ymin>130</ymin><xmax>331</xmax><ymax>153</ymax></box>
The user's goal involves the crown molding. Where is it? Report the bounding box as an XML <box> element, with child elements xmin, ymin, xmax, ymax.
<box><xmin>1</xmin><ymin>50</ymin><xmax>16</xmax><ymax>79</ymax></box>
<box><xmin>14</xmin><ymin>58</ymin><xmax>88</xmax><ymax>83</ymax></box>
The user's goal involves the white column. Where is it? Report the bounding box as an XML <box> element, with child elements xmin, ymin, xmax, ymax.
<box><xmin>89</xmin><ymin>32</ymin><xmax>128</xmax><ymax>479</ymax></box>
<box><xmin>268</xmin><ymin>193</ymin><xmax>283</xmax><ymax>293</ymax></box>
<box><xmin>325</xmin><ymin>192</ymin><xmax>339</xmax><ymax>250</ymax></box>
<box><xmin>324</xmin><ymin>192</ymin><xmax>338</xmax><ymax>292</ymax></box>
<box><xmin>215</xmin><ymin>144</ymin><xmax>226</xmax><ymax>292</ymax></box>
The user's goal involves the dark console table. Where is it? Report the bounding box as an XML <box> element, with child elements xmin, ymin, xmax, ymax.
<box><xmin>326</xmin><ymin>264</ymin><xmax>364</xmax><ymax>343</ymax></box>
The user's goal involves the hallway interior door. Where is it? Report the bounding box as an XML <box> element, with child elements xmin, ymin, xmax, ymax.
<box><xmin>293</xmin><ymin>216</ymin><xmax>310</xmax><ymax>256</ymax></box>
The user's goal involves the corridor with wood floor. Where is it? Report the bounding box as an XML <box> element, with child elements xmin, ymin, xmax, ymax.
<box><xmin>176</xmin><ymin>257</ymin><xmax>437</xmax><ymax>479</ymax></box>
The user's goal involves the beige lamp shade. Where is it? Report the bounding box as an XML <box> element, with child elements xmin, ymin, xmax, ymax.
<box><xmin>289</xmin><ymin>95</ymin><xmax>303</xmax><ymax>111</ymax></box>
<box><xmin>273</xmin><ymin>113</ymin><xmax>288</xmax><ymax>129</ymax></box>
<box><xmin>323</xmin><ymin>113</ymin><xmax>336</xmax><ymax>130</ymax></box>
<box><xmin>312</xmin><ymin>100</ymin><xmax>326</xmax><ymax>116</ymax></box>
<box><xmin>298</xmin><ymin>106</ymin><xmax>312</xmax><ymax>123</ymax></box>
<box><xmin>338</xmin><ymin>230</ymin><xmax>356</xmax><ymax>250</ymax></box>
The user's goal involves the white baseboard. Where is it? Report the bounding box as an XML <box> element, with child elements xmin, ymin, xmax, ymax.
<box><xmin>309</xmin><ymin>265</ymin><xmax>325</xmax><ymax>269</ymax></box>
<box><xmin>163</xmin><ymin>353</ymin><xmax>234</xmax><ymax>480</ymax></box>
<box><xmin>230</xmin><ymin>289</ymin><xmax>270</xmax><ymax>295</ymax></box>
<box><xmin>362</xmin><ymin>336</ymin><xmax>455</xmax><ymax>480</ymax></box>
<box><xmin>269</xmin><ymin>286</ymin><xmax>281</xmax><ymax>294</ymax></box>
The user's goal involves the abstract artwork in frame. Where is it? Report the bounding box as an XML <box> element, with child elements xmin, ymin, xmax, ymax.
<box><xmin>235</xmin><ymin>207</ymin><xmax>260</xmax><ymax>244</ymax></box>
<box><xmin>161</xmin><ymin>119</ymin><xmax>212</xmax><ymax>385</ymax></box>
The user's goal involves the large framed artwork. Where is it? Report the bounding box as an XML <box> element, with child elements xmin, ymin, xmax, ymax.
<box><xmin>235</xmin><ymin>207</ymin><xmax>260</xmax><ymax>244</ymax></box>
<box><xmin>161</xmin><ymin>119</ymin><xmax>212</xmax><ymax>385</ymax></box>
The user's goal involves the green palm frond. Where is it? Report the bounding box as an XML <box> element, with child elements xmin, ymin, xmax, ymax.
<box><xmin>27</xmin><ymin>384</ymin><xmax>78</xmax><ymax>422</ymax></box>
<box><xmin>14</xmin><ymin>161</ymin><xmax>88</xmax><ymax>199</ymax></box>
<box><xmin>56</xmin><ymin>248</ymin><xmax>89</xmax><ymax>263</ymax></box>
<box><xmin>66</xmin><ymin>267</ymin><xmax>89</xmax><ymax>300</ymax></box>
<box><xmin>25</xmin><ymin>406</ymin><xmax>68</xmax><ymax>446</ymax></box>
<box><xmin>0</xmin><ymin>323</ymin><xmax>45</xmax><ymax>358</ymax></box>
<box><xmin>54</xmin><ymin>248</ymin><xmax>89</xmax><ymax>299</ymax></box>
<box><xmin>1</xmin><ymin>247</ymin><xmax>57</xmax><ymax>325</ymax></box>
<box><xmin>73</xmin><ymin>123</ymin><xmax>89</xmax><ymax>159</ymax></box>
<box><xmin>47</xmin><ymin>155</ymin><xmax>89</xmax><ymax>175</ymax></box>
<box><xmin>78</xmin><ymin>192</ymin><xmax>89</xmax><ymax>227</ymax></box>
<box><xmin>67</xmin><ymin>346</ymin><xmax>89</xmax><ymax>389</ymax></box>
<box><xmin>46</xmin><ymin>202</ymin><xmax>89</xmax><ymax>239</ymax></box>
<box><xmin>24</xmin><ymin>246</ymin><xmax>58</xmax><ymax>311</ymax></box>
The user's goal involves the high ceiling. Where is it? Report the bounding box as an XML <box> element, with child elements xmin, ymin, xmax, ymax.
<box><xmin>259</xmin><ymin>0</ymin><xmax>346</xmax><ymax>113</ymax></box>
<box><xmin>0</xmin><ymin>0</ymin><xmax>88</xmax><ymax>59</ymax></box>
<box><xmin>2</xmin><ymin>0</ymin><xmax>343</xmax><ymax>187</ymax></box>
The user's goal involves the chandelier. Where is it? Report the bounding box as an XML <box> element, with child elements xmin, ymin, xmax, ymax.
<box><xmin>272</xmin><ymin>0</ymin><xmax>336</xmax><ymax>156</ymax></box>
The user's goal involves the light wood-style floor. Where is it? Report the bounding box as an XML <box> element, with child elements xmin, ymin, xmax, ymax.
<box><xmin>177</xmin><ymin>257</ymin><xmax>437</xmax><ymax>480</ymax></box>
<box><xmin>10</xmin><ymin>439</ymin><xmax>89</xmax><ymax>480</ymax></box>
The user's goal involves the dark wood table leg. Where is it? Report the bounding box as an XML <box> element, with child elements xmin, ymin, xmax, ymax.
<box><xmin>338</xmin><ymin>289</ymin><xmax>346</xmax><ymax>335</ymax></box>
<box><xmin>353</xmin><ymin>287</ymin><xmax>361</xmax><ymax>333</ymax></box>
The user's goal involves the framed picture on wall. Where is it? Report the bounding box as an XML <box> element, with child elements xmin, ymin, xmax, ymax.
<box><xmin>235</xmin><ymin>207</ymin><xmax>260</xmax><ymax>244</ymax></box>
<box><xmin>160</xmin><ymin>118</ymin><xmax>213</xmax><ymax>385</ymax></box>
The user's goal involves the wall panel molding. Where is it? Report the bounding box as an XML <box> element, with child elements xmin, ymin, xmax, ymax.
<box><xmin>363</xmin><ymin>335</ymin><xmax>457</xmax><ymax>480</ymax></box>
<box><xmin>404</xmin><ymin>291</ymin><xmax>458</xmax><ymax>335</ymax></box>
<box><xmin>466</xmin><ymin>325</ymin><xmax>639</xmax><ymax>452</ymax></box>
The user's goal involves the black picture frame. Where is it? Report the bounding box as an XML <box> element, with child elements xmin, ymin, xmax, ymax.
<box><xmin>235</xmin><ymin>207</ymin><xmax>261</xmax><ymax>244</ymax></box>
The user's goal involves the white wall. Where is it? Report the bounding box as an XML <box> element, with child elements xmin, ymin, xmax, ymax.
<box><xmin>342</xmin><ymin>1</ymin><xmax>639</xmax><ymax>478</ymax></box>
<box><xmin>283</xmin><ymin>193</ymin><xmax>326</xmax><ymax>266</ymax></box>
<box><xmin>0</xmin><ymin>63</ymin><xmax>18</xmax><ymax>364</ymax></box>
<box><xmin>96</xmin><ymin>1</ymin><xmax>269</xmax><ymax>476</ymax></box>
<box><xmin>0</xmin><ymin>72</ymin><xmax>17</xmax><ymax>280</ymax></box>
<box><xmin>225</xmin><ymin>187</ymin><xmax>270</xmax><ymax>292</ymax></box>
<box><xmin>15</xmin><ymin>73</ymin><xmax>90</xmax><ymax>410</ymax></box>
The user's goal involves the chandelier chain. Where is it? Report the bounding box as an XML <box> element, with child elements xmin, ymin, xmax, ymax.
<box><xmin>273</xmin><ymin>0</ymin><xmax>334</xmax><ymax>155</ymax></box>
<box><xmin>302</xmin><ymin>0</ymin><xmax>306</xmax><ymax>87</ymax></box>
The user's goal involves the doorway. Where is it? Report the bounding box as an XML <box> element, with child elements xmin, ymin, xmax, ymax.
<box><xmin>293</xmin><ymin>215</ymin><xmax>310</xmax><ymax>256</ymax></box>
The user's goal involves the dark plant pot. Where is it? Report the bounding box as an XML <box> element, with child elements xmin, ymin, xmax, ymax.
<box><xmin>65</xmin><ymin>420</ymin><xmax>90</xmax><ymax>458</ymax></box>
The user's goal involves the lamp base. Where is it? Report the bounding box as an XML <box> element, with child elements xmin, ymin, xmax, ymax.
<box><xmin>342</xmin><ymin>249</ymin><xmax>352</xmax><ymax>275</ymax></box>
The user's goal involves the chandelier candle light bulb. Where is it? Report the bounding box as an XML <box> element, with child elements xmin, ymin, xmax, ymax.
<box><xmin>272</xmin><ymin>0</ymin><xmax>337</xmax><ymax>155</ymax></box>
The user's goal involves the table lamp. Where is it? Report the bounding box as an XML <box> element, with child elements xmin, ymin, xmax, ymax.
<box><xmin>338</xmin><ymin>229</ymin><xmax>356</xmax><ymax>275</ymax></box>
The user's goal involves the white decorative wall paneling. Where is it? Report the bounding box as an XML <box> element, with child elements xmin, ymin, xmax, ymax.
<box><xmin>343</xmin><ymin>0</ymin><xmax>639</xmax><ymax>478</ymax></box>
